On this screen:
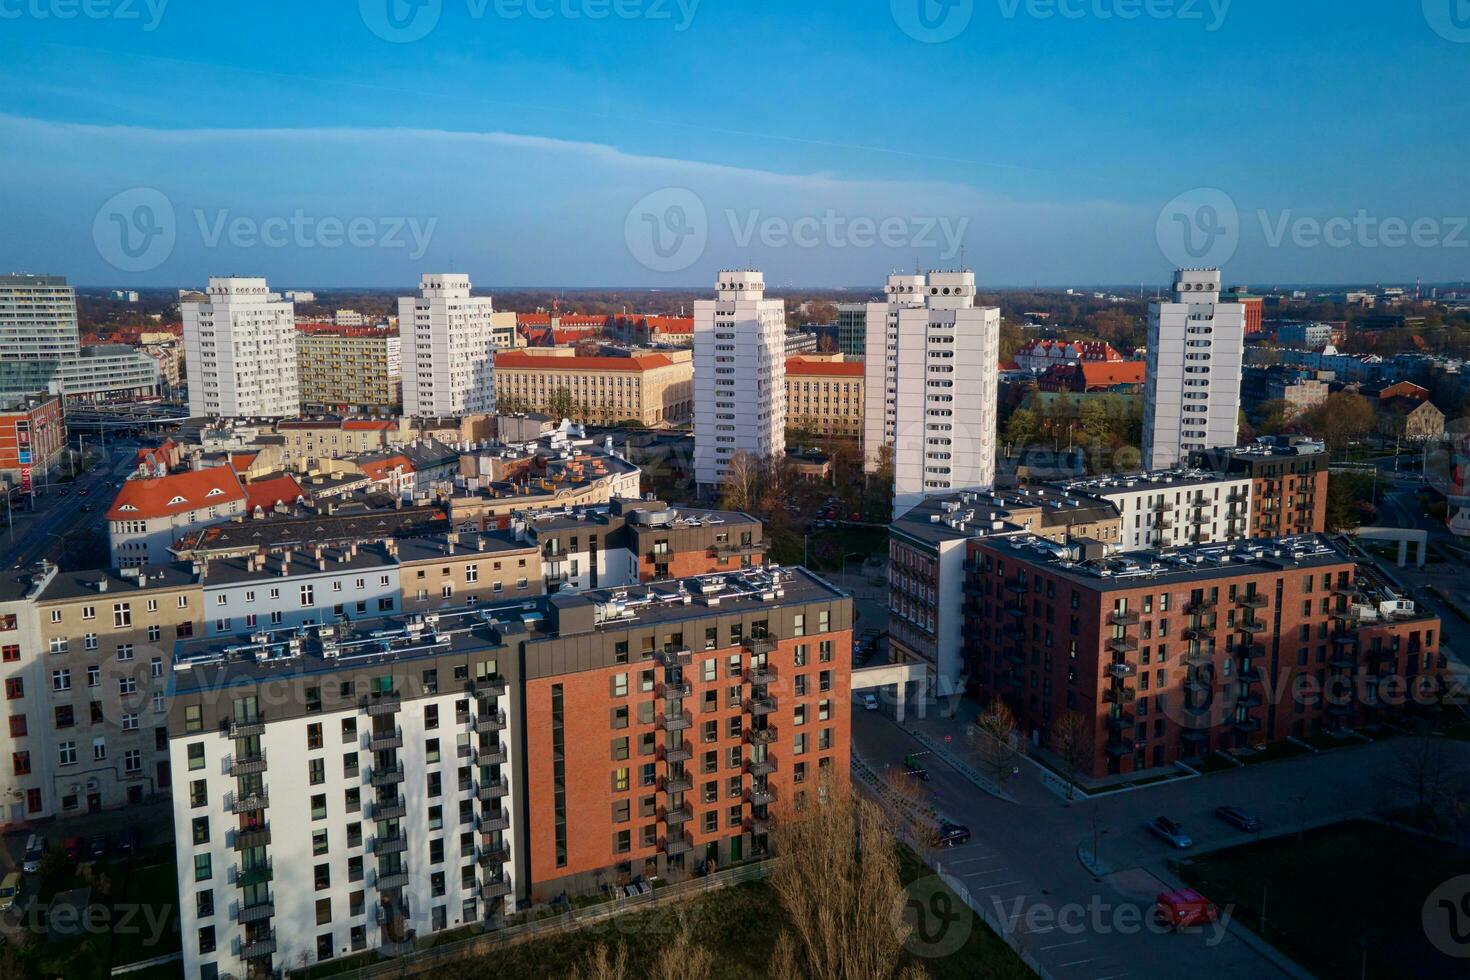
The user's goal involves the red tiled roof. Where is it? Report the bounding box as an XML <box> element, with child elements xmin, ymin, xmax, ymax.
<box><xmin>494</xmin><ymin>352</ymin><xmax>675</xmax><ymax>372</ymax></box>
<box><xmin>1079</xmin><ymin>361</ymin><xmax>1146</xmax><ymax>388</ymax></box>
<box><xmin>358</xmin><ymin>455</ymin><xmax>413</xmax><ymax>482</ymax></box>
<box><xmin>245</xmin><ymin>474</ymin><xmax>304</xmax><ymax>513</ymax></box>
<box><xmin>107</xmin><ymin>468</ymin><xmax>245</xmax><ymax>520</ymax></box>
<box><xmin>785</xmin><ymin>357</ymin><xmax>863</xmax><ymax>378</ymax></box>
<box><xmin>342</xmin><ymin>419</ymin><xmax>397</xmax><ymax>432</ymax></box>
<box><xmin>229</xmin><ymin>452</ymin><xmax>259</xmax><ymax>472</ymax></box>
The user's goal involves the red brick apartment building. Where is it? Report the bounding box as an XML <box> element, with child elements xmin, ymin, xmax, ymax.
<box><xmin>1192</xmin><ymin>438</ymin><xmax>1329</xmax><ymax>539</ymax></box>
<box><xmin>520</xmin><ymin>568</ymin><xmax>852</xmax><ymax>897</ymax></box>
<box><xmin>966</xmin><ymin>535</ymin><xmax>1443</xmax><ymax>778</ymax></box>
<box><xmin>0</xmin><ymin>393</ymin><xmax>64</xmax><ymax>490</ymax></box>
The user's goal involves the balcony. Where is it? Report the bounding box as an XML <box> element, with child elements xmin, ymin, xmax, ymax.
<box><xmin>369</xmin><ymin>727</ymin><xmax>404</xmax><ymax>751</ymax></box>
<box><xmin>661</xmin><ymin>804</ymin><xmax>692</xmax><ymax>825</ymax></box>
<box><xmin>658</xmin><ymin>711</ymin><xmax>693</xmax><ymax>731</ymax></box>
<box><xmin>748</xmin><ymin>758</ymin><xmax>776</xmax><ymax>777</ymax></box>
<box><xmin>370</xmin><ymin>764</ymin><xmax>406</xmax><ymax>788</ymax></box>
<box><xmin>1185</xmin><ymin>599</ymin><xmax>1216</xmax><ymax>615</ymax></box>
<box><xmin>471</xmin><ymin>676</ymin><xmax>508</xmax><ymax>698</ymax></box>
<box><xmin>234</xmin><ymin>860</ymin><xmax>274</xmax><ymax>886</ymax></box>
<box><xmin>1183</xmin><ymin>650</ymin><xmax>1213</xmax><ymax>667</ymax></box>
<box><xmin>475</xmin><ymin>710</ymin><xmax>507</xmax><ymax>734</ymax></box>
<box><xmin>1001</xmin><ymin>648</ymin><xmax>1026</xmax><ymax>667</ymax></box>
<box><xmin>1105</xmin><ymin>713</ymin><xmax>1135</xmax><ymax>732</ymax></box>
<box><xmin>228</xmin><ymin>750</ymin><xmax>268</xmax><ymax>778</ymax></box>
<box><xmin>657</xmin><ymin>646</ymin><xmax>694</xmax><ymax>667</ymax></box>
<box><xmin>1239</xmin><ymin>643</ymin><xmax>1266</xmax><ymax>659</ymax></box>
<box><xmin>1237</xmin><ymin>666</ymin><xmax>1264</xmax><ymax>684</ymax></box>
<box><xmin>1102</xmin><ymin>686</ymin><xmax>1136</xmax><ymax>705</ymax></box>
<box><xmin>239</xmin><ymin>932</ymin><xmax>277</xmax><ymax>960</ymax></box>
<box><xmin>746</xmin><ymin>816</ymin><xmax>770</xmax><ymax>835</ymax></box>
<box><xmin>1237</xmin><ymin>594</ymin><xmax>1268</xmax><ymax>610</ymax></box>
<box><xmin>1108</xmin><ymin>610</ymin><xmax>1140</xmax><ymax>627</ymax></box>
<box><xmin>1182</xmin><ymin>626</ymin><xmax>1211</xmax><ymax>642</ymax></box>
<box><xmin>1104</xmin><ymin>738</ymin><xmax>1137</xmax><ymax>757</ymax></box>
<box><xmin>660</xmin><ymin>742</ymin><xmax>693</xmax><ymax>763</ymax></box>
<box><xmin>373</xmin><ymin>833</ymin><xmax>408</xmax><ymax>856</ymax></box>
<box><xmin>476</xmin><ymin>779</ymin><xmax>510</xmax><ymax>801</ymax></box>
<box><xmin>1107</xmin><ymin>637</ymin><xmax>1139</xmax><ymax>654</ymax></box>
<box><xmin>477</xmin><ymin>846</ymin><xmax>509</xmax><ymax>866</ymax></box>
<box><xmin>747</xmin><ymin>787</ymin><xmax>775</xmax><ymax>807</ymax></box>
<box><xmin>475</xmin><ymin>742</ymin><xmax>507</xmax><ymax>767</ymax></box>
<box><xmin>714</xmin><ymin>540</ymin><xmax>767</xmax><ymax>558</ymax></box>
<box><xmin>363</xmin><ymin>693</ymin><xmax>402</xmax><ymax>716</ymax></box>
<box><xmin>743</xmin><ymin>635</ymin><xmax>776</xmax><ymax>656</ymax></box>
<box><xmin>658</xmin><ymin>680</ymin><xmax>693</xmax><ymax>699</ymax></box>
<box><xmin>1232</xmin><ymin>716</ymin><xmax>1263</xmax><ymax>734</ymax></box>
<box><xmin>227</xmin><ymin>716</ymin><xmax>266</xmax><ymax>739</ymax></box>
<box><xmin>1105</xmin><ymin>662</ymin><xmax>1136</xmax><ymax>679</ymax></box>
<box><xmin>481</xmin><ymin>878</ymin><xmax>512</xmax><ymax>900</ymax></box>
<box><xmin>747</xmin><ymin>665</ymin><xmax>777</xmax><ymax>686</ymax></box>
<box><xmin>662</xmin><ymin>769</ymin><xmax>693</xmax><ymax>792</ymax></box>
<box><xmin>1238</xmin><ymin>620</ymin><xmax>1267</xmax><ymax>634</ymax></box>
<box><xmin>662</xmin><ymin>834</ymin><xmax>693</xmax><ymax>857</ymax></box>
<box><xmin>233</xmin><ymin>826</ymin><xmax>272</xmax><ymax>851</ymax></box>
<box><xmin>1154</xmin><ymin>500</ymin><xmax>1174</xmax><ymax>512</ymax></box>
<box><xmin>480</xmin><ymin>810</ymin><xmax>510</xmax><ymax>834</ymax></box>
<box><xmin>1004</xmin><ymin>604</ymin><xmax>1025</xmax><ymax>618</ymax></box>
<box><xmin>372</xmin><ymin>797</ymin><xmax>407</xmax><ymax>821</ymax></box>
<box><xmin>376</xmin><ymin>870</ymin><xmax>411</xmax><ymax>891</ymax></box>
<box><xmin>236</xmin><ymin>900</ymin><xmax>274</xmax><ymax>924</ymax></box>
<box><xmin>1006</xmin><ymin>579</ymin><xmax>1028</xmax><ymax>595</ymax></box>
<box><xmin>228</xmin><ymin>791</ymin><xmax>270</xmax><ymax>815</ymax></box>
<box><xmin>747</xmin><ymin>698</ymin><xmax>777</xmax><ymax>717</ymax></box>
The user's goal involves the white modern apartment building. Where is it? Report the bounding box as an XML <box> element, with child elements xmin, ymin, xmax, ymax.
<box><xmin>891</xmin><ymin>270</ymin><xmax>1000</xmax><ymax>520</ymax></box>
<box><xmin>1056</xmin><ymin>470</ymin><xmax>1254</xmax><ymax>552</ymax></box>
<box><xmin>1142</xmin><ymin>269</ymin><xmax>1246</xmax><ymax>470</ymax></box>
<box><xmin>399</xmin><ymin>274</ymin><xmax>498</xmax><ymax>418</ymax></box>
<box><xmin>693</xmin><ymin>270</ymin><xmax>786</xmax><ymax>487</ymax></box>
<box><xmin>200</xmin><ymin>546</ymin><xmax>402</xmax><ymax>639</ymax></box>
<box><xmin>169</xmin><ymin>610</ymin><xmax>518</xmax><ymax>980</ymax></box>
<box><xmin>862</xmin><ymin>273</ymin><xmax>927</xmax><ymax>473</ymax></box>
<box><xmin>183</xmin><ymin>278</ymin><xmax>301</xmax><ymax>418</ymax></box>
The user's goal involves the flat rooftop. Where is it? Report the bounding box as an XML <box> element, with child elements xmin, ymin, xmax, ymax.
<box><xmin>1057</xmin><ymin>469</ymin><xmax>1249</xmax><ymax>496</ymax></box>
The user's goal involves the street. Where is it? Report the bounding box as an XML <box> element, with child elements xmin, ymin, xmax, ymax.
<box><xmin>1</xmin><ymin>439</ymin><xmax>138</xmax><ymax>570</ymax></box>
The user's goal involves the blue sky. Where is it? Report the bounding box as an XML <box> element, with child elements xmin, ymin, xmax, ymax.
<box><xmin>1</xmin><ymin>0</ymin><xmax>1468</xmax><ymax>288</ymax></box>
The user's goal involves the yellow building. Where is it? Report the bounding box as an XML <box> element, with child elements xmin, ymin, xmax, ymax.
<box><xmin>493</xmin><ymin>348</ymin><xmax>692</xmax><ymax>426</ymax></box>
<box><xmin>785</xmin><ymin>355</ymin><xmax>864</xmax><ymax>440</ymax></box>
<box><xmin>295</xmin><ymin>328</ymin><xmax>402</xmax><ymax>411</ymax></box>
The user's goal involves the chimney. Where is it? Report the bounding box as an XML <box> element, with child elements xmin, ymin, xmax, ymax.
<box><xmin>96</xmin><ymin>577</ymin><xmax>109</xmax><ymax>593</ymax></box>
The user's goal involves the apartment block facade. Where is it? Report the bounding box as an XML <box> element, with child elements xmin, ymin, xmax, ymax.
<box><xmin>399</xmin><ymin>274</ymin><xmax>498</xmax><ymax>418</ymax></box>
<box><xmin>1193</xmin><ymin>438</ymin><xmax>1330</xmax><ymax>540</ymax></box>
<box><xmin>785</xmin><ymin>356</ymin><xmax>864</xmax><ymax>441</ymax></box>
<box><xmin>1055</xmin><ymin>471</ymin><xmax>1254</xmax><ymax>552</ymax></box>
<box><xmin>296</xmin><ymin>329</ymin><xmax>403</xmax><ymax>413</ymax></box>
<box><xmin>862</xmin><ymin>273</ymin><xmax>927</xmax><ymax>473</ymax></box>
<box><xmin>184</xmin><ymin>278</ymin><xmax>301</xmax><ymax>418</ymax></box>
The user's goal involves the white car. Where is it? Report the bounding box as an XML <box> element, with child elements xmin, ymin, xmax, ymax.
<box><xmin>862</xmin><ymin>694</ymin><xmax>879</xmax><ymax>711</ymax></box>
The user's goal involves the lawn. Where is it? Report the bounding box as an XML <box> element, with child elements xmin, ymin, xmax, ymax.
<box><xmin>1178</xmin><ymin>820</ymin><xmax>1469</xmax><ymax>979</ymax></box>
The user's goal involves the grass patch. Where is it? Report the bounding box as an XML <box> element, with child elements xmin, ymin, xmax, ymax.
<box><xmin>1179</xmin><ymin>820</ymin><xmax>1468</xmax><ymax>979</ymax></box>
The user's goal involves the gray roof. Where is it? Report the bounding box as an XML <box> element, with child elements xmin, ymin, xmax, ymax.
<box><xmin>37</xmin><ymin>564</ymin><xmax>197</xmax><ymax>603</ymax></box>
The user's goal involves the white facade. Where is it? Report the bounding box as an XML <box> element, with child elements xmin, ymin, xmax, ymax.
<box><xmin>184</xmin><ymin>278</ymin><xmax>301</xmax><ymax>418</ymax></box>
<box><xmin>1142</xmin><ymin>269</ymin><xmax>1246</xmax><ymax>470</ymax></box>
<box><xmin>399</xmin><ymin>274</ymin><xmax>498</xmax><ymax>418</ymax></box>
<box><xmin>1058</xmin><ymin>471</ymin><xmax>1254</xmax><ymax>552</ymax></box>
<box><xmin>693</xmin><ymin>271</ymin><xmax>786</xmax><ymax>487</ymax></box>
<box><xmin>891</xmin><ymin>271</ymin><xmax>1000</xmax><ymax>520</ymax></box>
<box><xmin>201</xmin><ymin>559</ymin><xmax>401</xmax><ymax>638</ymax></box>
<box><xmin>862</xmin><ymin>274</ymin><xmax>927</xmax><ymax>473</ymax></box>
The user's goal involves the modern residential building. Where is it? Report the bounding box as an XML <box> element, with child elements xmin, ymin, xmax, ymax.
<box><xmin>693</xmin><ymin>271</ymin><xmax>786</xmax><ymax>487</ymax></box>
<box><xmin>862</xmin><ymin>273</ymin><xmax>927</xmax><ymax>473</ymax></box>
<box><xmin>1192</xmin><ymin>437</ymin><xmax>1330</xmax><ymax>540</ymax></box>
<box><xmin>108</xmin><ymin>468</ymin><xmax>249</xmax><ymax>566</ymax></box>
<box><xmin>965</xmin><ymin>534</ymin><xmax>1445</xmax><ymax>778</ymax></box>
<box><xmin>399</xmin><ymin>274</ymin><xmax>498</xmax><ymax>418</ymax></box>
<box><xmin>783</xmin><ymin>331</ymin><xmax>818</xmax><ymax>358</ymax></box>
<box><xmin>785</xmin><ymin>356</ymin><xmax>864</xmax><ymax>440</ymax></box>
<box><xmin>835</xmin><ymin>304</ymin><xmax>867</xmax><ymax>357</ymax></box>
<box><xmin>0</xmin><ymin>392</ymin><xmax>64</xmax><ymax>490</ymax></box>
<box><xmin>296</xmin><ymin>328</ymin><xmax>403</xmax><ymax>413</ymax></box>
<box><xmin>183</xmin><ymin>278</ymin><xmax>301</xmax><ymax>418</ymax></box>
<box><xmin>492</xmin><ymin>349</ymin><xmax>693</xmax><ymax>427</ymax></box>
<box><xmin>892</xmin><ymin>270</ymin><xmax>1000</xmax><ymax>519</ymax></box>
<box><xmin>1141</xmin><ymin>269</ymin><xmax>1246</xmax><ymax>470</ymax></box>
<box><xmin>1055</xmin><ymin>471</ymin><xmax>1254</xmax><ymax>552</ymax></box>
<box><xmin>1275</xmin><ymin>322</ymin><xmax>1336</xmax><ymax>349</ymax></box>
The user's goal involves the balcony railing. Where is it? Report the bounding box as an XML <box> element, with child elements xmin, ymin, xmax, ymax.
<box><xmin>239</xmin><ymin>932</ymin><xmax>277</xmax><ymax>959</ymax></box>
<box><xmin>372</xmin><ymin>797</ymin><xmax>407</xmax><ymax>821</ymax></box>
<box><xmin>747</xmin><ymin>726</ymin><xmax>777</xmax><ymax>745</ymax></box>
<box><xmin>1237</xmin><ymin>594</ymin><xmax>1268</xmax><ymax>609</ymax></box>
<box><xmin>477</xmin><ymin>846</ymin><xmax>509</xmax><ymax>866</ymax></box>
<box><xmin>747</xmin><ymin>787</ymin><xmax>775</xmax><ymax>807</ymax></box>
<box><xmin>1238</xmin><ymin>620</ymin><xmax>1266</xmax><ymax>635</ymax></box>
<box><xmin>658</xmin><ymin>681</ymin><xmax>693</xmax><ymax>700</ymax></box>
<box><xmin>748</xmin><ymin>758</ymin><xmax>776</xmax><ymax>776</ymax></box>
<box><xmin>376</xmin><ymin>870</ymin><xmax>411</xmax><ymax>891</ymax></box>
<box><xmin>661</xmin><ymin>804</ymin><xmax>692</xmax><ymax>825</ymax></box>
<box><xmin>480</xmin><ymin>810</ymin><xmax>511</xmax><ymax>834</ymax></box>
<box><xmin>228</xmin><ymin>750</ymin><xmax>268</xmax><ymax>778</ymax></box>
<box><xmin>747</xmin><ymin>698</ymin><xmax>777</xmax><ymax>717</ymax></box>
<box><xmin>663</xmin><ymin>773</ymin><xmax>693</xmax><ymax>794</ymax></box>
<box><xmin>227</xmin><ymin>716</ymin><xmax>266</xmax><ymax>739</ymax></box>
<box><xmin>227</xmin><ymin>791</ymin><xmax>270</xmax><ymax>815</ymax></box>
<box><xmin>477</xmin><ymin>778</ymin><xmax>510</xmax><ymax>801</ymax></box>
<box><xmin>1185</xmin><ymin>599</ymin><xmax>1216</xmax><ymax>615</ymax></box>
<box><xmin>745</xmin><ymin>816</ymin><xmax>770</xmax><ymax>835</ymax></box>
<box><xmin>481</xmin><ymin>878</ymin><xmax>512</xmax><ymax>900</ymax></box>
<box><xmin>1105</xmin><ymin>662</ymin><xmax>1136</xmax><ymax>679</ymax></box>
<box><xmin>658</xmin><ymin>712</ymin><xmax>693</xmax><ymax>731</ymax></box>
<box><xmin>236</xmin><ymin>900</ymin><xmax>274</xmax><ymax>924</ymax></box>
<box><xmin>656</xmin><ymin>646</ymin><xmax>694</xmax><ymax>667</ymax></box>
<box><xmin>746</xmin><ymin>665</ymin><xmax>777</xmax><ymax>686</ymax></box>
<box><xmin>233</xmin><ymin>826</ymin><xmax>272</xmax><ymax>851</ymax></box>
<box><xmin>369</xmin><ymin>727</ymin><xmax>404</xmax><ymax>751</ymax></box>
<box><xmin>370</xmin><ymin>765</ymin><xmax>406</xmax><ymax>788</ymax></box>
<box><xmin>660</xmin><ymin>742</ymin><xmax>692</xmax><ymax>763</ymax></box>
<box><xmin>1106</xmin><ymin>713</ymin><xmax>1135</xmax><ymax>731</ymax></box>
<box><xmin>743</xmin><ymin>635</ymin><xmax>776</xmax><ymax>656</ymax></box>
<box><xmin>372</xmin><ymin>832</ymin><xmax>408</xmax><ymax>855</ymax></box>
<box><xmin>471</xmin><ymin>676</ymin><xmax>508</xmax><ymax>697</ymax></box>
<box><xmin>662</xmin><ymin>834</ymin><xmax>693</xmax><ymax>857</ymax></box>
<box><xmin>475</xmin><ymin>710</ymin><xmax>507</xmax><ymax>734</ymax></box>
<box><xmin>234</xmin><ymin>860</ymin><xmax>274</xmax><ymax>886</ymax></box>
<box><xmin>1102</xmin><ymin>686</ymin><xmax>1136</xmax><ymax>704</ymax></box>
<box><xmin>1106</xmin><ymin>637</ymin><xmax>1139</xmax><ymax>654</ymax></box>
<box><xmin>1108</xmin><ymin>611</ymin><xmax>1140</xmax><ymax>627</ymax></box>
<box><xmin>363</xmin><ymin>693</ymin><xmax>402</xmax><ymax>716</ymax></box>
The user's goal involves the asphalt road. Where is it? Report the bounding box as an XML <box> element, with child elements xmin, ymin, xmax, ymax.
<box><xmin>854</xmin><ymin>704</ymin><xmax>1467</xmax><ymax>980</ymax></box>
<box><xmin>1</xmin><ymin>440</ymin><xmax>137</xmax><ymax>570</ymax></box>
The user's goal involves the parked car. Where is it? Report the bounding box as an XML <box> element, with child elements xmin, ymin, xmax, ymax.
<box><xmin>1146</xmin><ymin>816</ymin><xmax>1193</xmax><ymax>849</ymax></box>
<box><xmin>22</xmin><ymin>834</ymin><xmax>46</xmax><ymax>873</ymax></box>
<box><xmin>62</xmin><ymin>837</ymin><xmax>83</xmax><ymax>860</ymax></box>
<box><xmin>0</xmin><ymin>872</ymin><xmax>22</xmax><ymax>913</ymax></box>
<box><xmin>1154</xmin><ymin>889</ymin><xmax>1219</xmax><ymax>930</ymax></box>
<box><xmin>1214</xmin><ymin>805</ymin><xmax>1261</xmax><ymax>833</ymax></box>
<box><xmin>862</xmin><ymin>693</ymin><xmax>879</xmax><ymax>711</ymax></box>
<box><xmin>931</xmin><ymin>822</ymin><xmax>972</xmax><ymax>848</ymax></box>
<box><xmin>87</xmin><ymin>834</ymin><xmax>109</xmax><ymax>860</ymax></box>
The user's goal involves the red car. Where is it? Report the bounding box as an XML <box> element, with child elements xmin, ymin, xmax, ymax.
<box><xmin>1155</xmin><ymin>889</ymin><xmax>1220</xmax><ymax>930</ymax></box>
<box><xmin>63</xmin><ymin>836</ymin><xmax>83</xmax><ymax>859</ymax></box>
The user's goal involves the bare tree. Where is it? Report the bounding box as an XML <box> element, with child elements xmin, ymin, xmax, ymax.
<box><xmin>769</xmin><ymin>774</ymin><xmax>912</xmax><ymax>980</ymax></box>
<box><xmin>1050</xmin><ymin>710</ymin><xmax>1095</xmax><ymax>801</ymax></box>
<box><xmin>573</xmin><ymin>941</ymin><xmax>630</xmax><ymax>980</ymax></box>
<box><xmin>971</xmin><ymin>699</ymin><xmax>1026</xmax><ymax>786</ymax></box>
<box><xmin>720</xmin><ymin>449</ymin><xmax>762</xmax><ymax>512</ymax></box>
<box><xmin>881</xmin><ymin>767</ymin><xmax>936</xmax><ymax>856</ymax></box>
<box><xmin>1386</xmin><ymin>728</ymin><xmax>1465</xmax><ymax>823</ymax></box>
<box><xmin>648</xmin><ymin>907</ymin><xmax>716</xmax><ymax>980</ymax></box>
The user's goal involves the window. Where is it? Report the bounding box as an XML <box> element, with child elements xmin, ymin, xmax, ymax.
<box><xmin>112</xmin><ymin>603</ymin><xmax>132</xmax><ymax>628</ymax></box>
<box><xmin>194</xmin><ymin>853</ymin><xmax>212</xmax><ymax>882</ymax></box>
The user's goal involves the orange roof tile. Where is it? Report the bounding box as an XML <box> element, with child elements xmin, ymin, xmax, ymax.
<box><xmin>107</xmin><ymin>468</ymin><xmax>245</xmax><ymax>520</ymax></box>
<box><xmin>1079</xmin><ymin>361</ymin><xmax>1146</xmax><ymax>388</ymax></box>
<box><xmin>342</xmin><ymin>419</ymin><xmax>398</xmax><ymax>432</ymax></box>
<box><xmin>785</xmin><ymin>357</ymin><xmax>864</xmax><ymax>378</ymax></box>
<box><xmin>494</xmin><ymin>352</ymin><xmax>675</xmax><ymax>372</ymax></box>
<box><xmin>245</xmin><ymin>474</ymin><xmax>304</xmax><ymax>513</ymax></box>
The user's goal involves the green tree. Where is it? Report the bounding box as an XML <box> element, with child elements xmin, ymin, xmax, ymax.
<box><xmin>546</xmin><ymin>386</ymin><xmax>577</xmax><ymax>422</ymax></box>
<box><xmin>1003</xmin><ymin>408</ymin><xmax>1039</xmax><ymax>448</ymax></box>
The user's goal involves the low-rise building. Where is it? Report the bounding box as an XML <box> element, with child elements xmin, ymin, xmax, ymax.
<box><xmin>1054</xmin><ymin>471</ymin><xmax>1253</xmax><ymax>552</ymax></box>
<box><xmin>108</xmin><ymin>468</ymin><xmax>249</xmax><ymax>566</ymax></box>
<box><xmin>785</xmin><ymin>356</ymin><xmax>864</xmax><ymax>440</ymax></box>
<box><xmin>493</xmin><ymin>349</ymin><xmax>693</xmax><ymax>427</ymax></box>
<box><xmin>0</xmin><ymin>392</ymin><xmax>64</xmax><ymax>490</ymax></box>
<box><xmin>1378</xmin><ymin>397</ymin><xmax>1444</xmax><ymax>443</ymax></box>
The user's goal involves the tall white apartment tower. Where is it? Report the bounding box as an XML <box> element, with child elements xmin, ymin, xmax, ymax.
<box><xmin>183</xmin><ymin>277</ymin><xmax>299</xmax><ymax>418</ymax></box>
<box><xmin>1142</xmin><ymin>269</ymin><xmax>1246</xmax><ymax>470</ymax></box>
<box><xmin>693</xmin><ymin>270</ymin><xmax>786</xmax><ymax>487</ymax></box>
<box><xmin>862</xmin><ymin>273</ymin><xmax>927</xmax><ymax>473</ymax></box>
<box><xmin>891</xmin><ymin>270</ymin><xmax>1000</xmax><ymax>520</ymax></box>
<box><xmin>399</xmin><ymin>274</ymin><xmax>498</xmax><ymax>418</ymax></box>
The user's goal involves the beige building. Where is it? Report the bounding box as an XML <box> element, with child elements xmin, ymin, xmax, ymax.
<box><xmin>493</xmin><ymin>348</ymin><xmax>693</xmax><ymax>426</ymax></box>
<box><xmin>295</xmin><ymin>328</ymin><xmax>402</xmax><ymax>411</ymax></box>
<box><xmin>785</xmin><ymin>355</ymin><xmax>864</xmax><ymax>440</ymax></box>
<box><xmin>394</xmin><ymin>533</ymin><xmax>543</xmax><ymax>612</ymax></box>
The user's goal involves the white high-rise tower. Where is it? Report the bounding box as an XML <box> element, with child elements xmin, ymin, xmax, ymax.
<box><xmin>862</xmin><ymin>273</ymin><xmax>927</xmax><ymax>473</ymax></box>
<box><xmin>693</xmin><ymin>270</ymin><xmax>786</xmax><ymax>487</ymax></box>
<box><xmin>891</xmin><ymin>270</ymin><xmax>1000</xmax><ymax>519</ymax></box>
<box><xmin>399</xmin><ymin>273</ymin><xmax>498</xmax><ymax>418</ymax></box>
<box><xmin>183</xmin><ymin>277</ymin><xmax>299</xmax><ymax>417</ymax></box>
<box><xmin>1142</xmin><ymin>269</ymin><xmax>1245</xmax><ymax>470</ymax></box>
